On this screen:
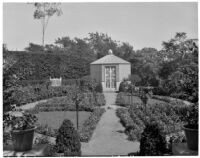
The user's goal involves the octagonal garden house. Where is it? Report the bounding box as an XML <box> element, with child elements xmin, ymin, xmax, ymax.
<box><xmin>90</xmin><ymin>50</ymin><xmax>131</xmax><ymax>91</ymax></box>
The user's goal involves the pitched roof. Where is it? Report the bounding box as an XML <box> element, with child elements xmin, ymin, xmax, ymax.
<box><xmin>90</xmin><ymin>54</ymin><xmax>130</xmax><ymax>65</ymax></box>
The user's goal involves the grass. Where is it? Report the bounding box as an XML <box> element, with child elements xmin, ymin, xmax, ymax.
<box><xmin>36</xmin><ymin>111</ymin><xmax>91</xmax><ymax>130</ymax></box>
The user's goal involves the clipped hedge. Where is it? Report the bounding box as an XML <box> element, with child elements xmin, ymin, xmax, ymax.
<box><xmin>116</xmin><ymin>92</ymin><xmax>141</xmax><ymax>107</ymax></box>
<box><xmin>79</xmin><ymin>108</ymin><xmax>105</xmax><ymax>142</ymax></box>
<box><xmin>27</xmin><ymin>93</ymin><xmax>105</xmax><ymax>114</ymax></box>
<box><xmin>10</xmin><ymin>85</ymin><xmax>76</xmax><ymax>106</ymax></box>
<box><xmin>116</xmin><ymin>108</ymin><xmax>142</xmax><ymax>141</ymax></box>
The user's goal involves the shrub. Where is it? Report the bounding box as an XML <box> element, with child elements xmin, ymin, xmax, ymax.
<box><xmin>139</xmin><ymin>122</ymin><xmax>167</xmax><ymax>156</ymax></box>
<box><xmin>95</xmin><ymin>82</ymin><xmax>103</xmax><ymax>93</ymax></box>
<box><xmin>56</xmin><ymin>119</ymin><xmax>81</xmax><ymax>156</ymax></box>
<box><xmin>119</xmin><ymin>81</ymin><xmax>131</xmax><ymax>92</ymax></box>
<box><xmin>34</xmin><ymin>134</ymin><xmax>58</xmax><ymax>156</ymax></box>
<box><xmin>79</xmin><ymin>108</ymin><xmax>105</xmax><ymax>142</ymax></box>
<box><xmin>116</xmin><ymin>92</ymin><xmax>141</xmax><ymax>107</ymax></box>
<box><xmin>96</xmin><ymin>93</ymin><xmax>106</xmax><ymax>106</ymax></box>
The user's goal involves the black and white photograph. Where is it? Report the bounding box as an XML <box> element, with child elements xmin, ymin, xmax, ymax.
<box><xmin>3</xmin><ymin>1</ymin><xmax>198</xmax><ymax>156</ymax></box>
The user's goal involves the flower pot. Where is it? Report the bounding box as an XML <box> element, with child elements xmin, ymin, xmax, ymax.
<box><xmin>183</xmin><ymin>124</ymin><xmax>198</xmax><ymax>151</ymax></box>
<box><xmin>11</xmin><ymin>127</ymin><xmax>35</xmax><ymax>151</ymax></box>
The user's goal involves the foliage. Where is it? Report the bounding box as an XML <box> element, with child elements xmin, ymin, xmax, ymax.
<box><xmin>139</xmin><ymin>122</ymin><xmax>167</xmax><ymax>156</ymax></box>
<box><xmin>116</xmin><ymin>92</ymin><xmax>141</xmax><ymax>107</ymax></box>
<box><xmin>95</xmin><ymin>82</ymin><xmax>103</xmax><ymax>93</ymax></box>
<box><xmin>158</xmin><ymin>33</ymin><xmax>198</xmax><ymax>102</ymax></box>
<box><xmin>129</xmin><ymin>74</ymin><xmax>142</xmax><ymax>86</ymax></box>
<box><xmin>118</xmin><ymin>80</ymin><xmax>133</xmax><ymax>93</ymax></box>
<box><xmin>34</xmin><ymin>135</ymin><xmax>58</xmax><ymax>156</ymax></box>
<box><xmin>79</xmin><ymin>108</ymin><xmax>105</xmax><ymax>142</ymax></box>
<box><xmin>25</xmin><ymin>43</ymin><xmax>44</xmax><ymax>52</ymax></box>
<box><xmin>116</xmin><ymin>108</ymin><xmax>139</xmax><ymax>141</ymax></box>
<box><xmin>116</xmin><ymin>97</ymin><xmax>190</xmax><ymax>141</ymax></box>
<box><xmin>3</xmin><ymin>109</ymin><xmax>37</xmax><ymax>131</ymax></box>
<box><xmin>9</xmin><ymin>85</ymin><xmax>75</xmax><ymax>106</ymax></box>
<box><xmin>27</xmin><ymin>92</ymin><xmax>105</xmax><ymax>114</ymax></box>
<box><xmin>56</xmin><ymin>119</ymin><xmax>81</xmax><ymax>156</ymax></box>
<box><xmin>35</xmin><ymin>123</ymin><xmax>58</xmax><ymax>137</ymax></box>
<box><xmin>179</xmin><ymin>103</ymin><xmax>198</xmax><ymax>126</ymax></box>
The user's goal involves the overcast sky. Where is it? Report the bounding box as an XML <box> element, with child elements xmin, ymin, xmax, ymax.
<box><xmin>3</xmin><ymin>2</ymin><xmax>198</xmax><ymax>51</ymax></box>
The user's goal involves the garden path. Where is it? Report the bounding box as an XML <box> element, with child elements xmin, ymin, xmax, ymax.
<box><xmin>81</xmin><ymin>92</ymin><xmax>139</xmax><ymax>156</ymax></box>
<box><xmin>19</xmin><ymin>99</ymin><xmax>48</xmax><ymax>110</ymax></box>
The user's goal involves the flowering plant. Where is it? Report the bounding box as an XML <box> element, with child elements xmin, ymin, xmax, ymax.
<box><xmin>3</xmin><ymin>108</ymin><xmax>37</xmax><ymax>131</ymax></box>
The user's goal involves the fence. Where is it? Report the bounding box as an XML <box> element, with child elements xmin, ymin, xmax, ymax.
<box><xmin>50</xmin><ymin>77</ymin><xmax>62</xmax><ymax>87</ymax></box>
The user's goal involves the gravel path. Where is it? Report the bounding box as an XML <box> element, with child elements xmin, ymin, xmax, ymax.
<box><xmin>19</xmin><ymin>99</ymin><xmax>48</xmax><ymax>110</ymax></box>
<box><xmin>81</xmin><ymin>92</ymin><xmax>139</xmax><ymax>156</ymax></box>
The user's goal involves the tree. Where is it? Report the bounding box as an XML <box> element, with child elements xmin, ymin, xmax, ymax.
<box><xmin>33</xmin><ymin>3</ymin><xmax>62</xmax><ymax>46</ymax></box>
<box><xmin>86</xmin><ymin>32</ymin><xmax>119</xmax><ymax>58</ymax></box>
<box><xmin>161</xmin><ymin>32</ymin><xmax>196</xmax><ymax>60</ymax></box>
<box><xmin>25</xmin><ymin>43</ymin><xmax>44</xmax><ymax>52</ymax></box>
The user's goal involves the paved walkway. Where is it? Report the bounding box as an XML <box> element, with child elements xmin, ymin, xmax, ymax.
<box><xmin>81</xmin><ymin>92</ymin><xmax>139</xmax><ymax>156</ymax></box>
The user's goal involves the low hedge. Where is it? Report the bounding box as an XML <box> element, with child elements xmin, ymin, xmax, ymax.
<box><xmin>79</xmin><ymin>108</ymin><xmax>105</xmax><ymax>142</ymax></box>
<box><xmin>116</xmin><ymin>108</ymin><xmax>142</xmax><ymax>141</ymax></box>
<box><xmin>9</xmin><ymin>85</ymin><xmax>76</xmax><ymax>106</ymax></box>
<box><xmin>27</xmin><ymin>93</ymin><xmax>105</xmax><ymax>114</ymax></box>
<box><xmin>116</xmin><ymin>92</ymin><xmax>141</xmax><ymax>107</ymax></box>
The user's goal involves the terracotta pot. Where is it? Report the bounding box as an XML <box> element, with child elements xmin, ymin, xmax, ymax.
<box><xmin>183</xmin><ymin>124</ymin><xmax>198</xmax><ymax>151</ymax></box>
<box><xmin>11</xmin><ymin>127</ymin><xmax>35</xmax><ymax>151</ymax></box>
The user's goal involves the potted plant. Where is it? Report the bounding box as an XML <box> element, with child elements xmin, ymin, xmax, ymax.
<box><xmin>3</xmin><ymin>109</ymin><xmax>37</xmax><ymax>151</ymax></box>
<box><xmin>182</xmin><ymin>103</ymin><xmax>198</xmax><ymax>150</ymax></box>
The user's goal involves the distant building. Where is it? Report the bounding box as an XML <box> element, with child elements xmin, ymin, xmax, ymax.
<box><xmin>90</xmin><ymin>49</ymin><xmax>131</xmax><ymax>91</ymax></box>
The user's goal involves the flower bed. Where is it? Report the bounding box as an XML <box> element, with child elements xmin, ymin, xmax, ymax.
<box><xmin>116</xmin><ymin>101</ymin><xmax>190</xmax><ymax>141</ymax></box>
<box><xmin>26</xmin><ymin>93</ymin><xmax>105</xmax><ymax>113</ymax></box>
<box><xmin>79</xmin><ymin>108</ymin><xmax>105</xmax><ymax>142</ymax></box>
<box><xmin>116</xmin><ymin>92</ymin><xmax>166</xmax><ymax>108</ymax></box>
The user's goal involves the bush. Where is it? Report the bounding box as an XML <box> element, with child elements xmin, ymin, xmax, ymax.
<box><xmin>95</xmin><ymin>93</ymin><xmax>106</xmax><ymax>106</ymax></box>
<box><xmin>56</xmin><ymin>119</ymin><xmax>81</xmax><ymax>156</ymax></box>
<box><xmin>9</xmin><ymin>85</ymin><xmax>76</xmax><ymax>106</ymax></box>
<box><xmin>79</xmin><ymin>108</ymin><xmax>105</xmax><ymax>142</ymax></box>
<box><xmin>119</xmin><ymin>81</ymin><xmax>131</xmax><ymax>93</ymax></box>
<box><xmin>95</xmin><ymin>82</ymin><xmax>103</xmax><ymax>93</ymax></box>
<box><xmin>116</xmin><ymin>92</ymin><xmax>141</xmax><ymax>107</ymax></box>
<box><xmin>139</xmin><ymin>122</ymin><xmax>167</xmax><ymax>156</ymax></box>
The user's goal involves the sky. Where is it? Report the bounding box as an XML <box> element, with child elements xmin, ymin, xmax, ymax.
<box><xmin>3</xmin><ymin>2</ymin><xmax>198</xmax><ymax>51</ymax></box>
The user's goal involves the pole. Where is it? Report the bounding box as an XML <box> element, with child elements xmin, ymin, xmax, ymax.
<box><xmin>76</xmin><ymin>95</ymin><xmax>79</xmax><ymax>130</ymax></box>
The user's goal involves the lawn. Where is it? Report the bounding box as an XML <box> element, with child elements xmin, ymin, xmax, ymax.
<box><xmin>36</xmin><ymin>111</ymin><xmax>91</xmax><ymax>130</ymax></box>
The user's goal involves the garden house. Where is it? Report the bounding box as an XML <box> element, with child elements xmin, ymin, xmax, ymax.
<box><xmin>90</xmin><ymin>50</ymin><xmax>131</xmax><ymax>91</ymax></box>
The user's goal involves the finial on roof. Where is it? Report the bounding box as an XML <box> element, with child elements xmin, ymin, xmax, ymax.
<box><xmin>108</xmin><ymin>49</ymin><xmax>113</xmax><ymax>55</ymax></box>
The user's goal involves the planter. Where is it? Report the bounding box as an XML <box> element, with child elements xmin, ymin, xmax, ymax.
<box><xmin>183</xmin><ymin>124</ymin><xmax>198</xmax><ymax>151</ymax></box>
<box><xmin>11</xmin><ymin>127</ymin><xmax>36</xmax><ymax>151</ymax></box>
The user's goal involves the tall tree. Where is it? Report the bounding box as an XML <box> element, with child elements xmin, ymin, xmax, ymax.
<box><xmin>86</xmin><ymin>32</ymin><xmax>119</xmax><ymax>58</ymax></box>
<box><xmin>33</xmin><ymin>3</ymin><xmax>62</xmax><ymax>46</ymax></box>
